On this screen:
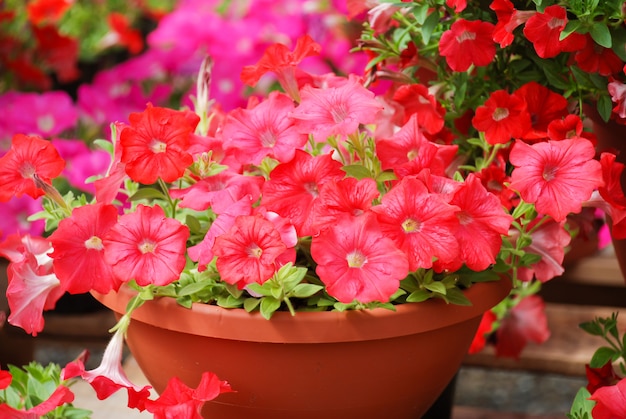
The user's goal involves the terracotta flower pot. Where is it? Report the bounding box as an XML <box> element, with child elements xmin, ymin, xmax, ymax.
<box><xmin>93</xmin><ymin>279</ymin><xmax>511</xmax><ymax>419</ymax></box>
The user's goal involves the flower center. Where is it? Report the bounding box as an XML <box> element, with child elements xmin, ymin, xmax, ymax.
<box><xmin>457</xmin><ymin>211</ymin><xmax>473</xmax><ymax>226</ymax></box>
<box><xmin>37</xmin><ymin>115</ymin><xmax>55</xmax><ymax>133</ymax></box>
<box><xmin>259</xmin><ymin>130</ymin><xmax>277</xmax><ymax>148</ymax></box>
<box><xmin>456</xmin><ymin>30</ymin><xmax>476</xmax><ymax>43</ymax></box>
<box><xmin>547</xmin><ymin>17</ymin><xmax>565</xmax><ymax>30</ymax></box>
<box><xmin>402</xmin><ymin>218</ymin><xmax>420</xmax><ymax>233</ymax></box>
<box><xmin>347</xmin><ymin>250</ymin><xmax>367</xmax><ymax>268</ymax></box>
<box><xmin>247</xmin><ymin>243</ymin><xmax>263</xmax><ymax>259</ymax></box>
<box><xmin>542</xmin><ymin>164</ymin><xmax>558</xmax><ymax>182</ymax></box>
<box><xmin>84</xmin><ymin>236</ymin><xmax>104</xmax><ymax>250</ymax></box>
<box><xmin>330</xmin><ymin>104</ymin><xmax>348</xmax><ymax>123</ymax></box>
<box><xmin>492</xmin><ymin>107</ymin><xmax>509</xmax><ymax>122</ymax></box>
<box><xmin>304</xmin><ymin>182</ymin><xmax>319</xmax><ymax>197</ymax></box>
<box><xmin>149</xmin><ymin>138</ymin><xmax>167</xmax><ymax>153</ymax></box>
<box><xmin>138</xmin><ymin>240</ymin><xmax>157</xmax><ymax>254</ymax></box>
<box><xmin>19</xmin><ymin>161</ymin><xmax>36</xmax><ymax>179</ymax></box>
<box><xmin>407</xmin><ymin>148</ymin><xmax>419</xmax><ymax>160</ymax></box>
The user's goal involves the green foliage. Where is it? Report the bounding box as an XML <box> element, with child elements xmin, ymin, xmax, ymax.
<box><xmin>567</xmin><ymin>387</ymin><xmax>595</xmax><ymax>419</ymax></box>
<box><xmin>0</xmin><ymin>362</ymin><xmax>91</xmax><ymax>418</ymax></box>
<box><xmin>579</xmin><ymin>313</ymin><xmax>626</xmax><ymax>374</ymax></box>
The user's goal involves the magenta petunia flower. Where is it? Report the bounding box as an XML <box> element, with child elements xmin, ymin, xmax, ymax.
<box><xmin>103</xmin><ymin>204</ymin><xmax>190</xmax><ymax>286</ymax></box>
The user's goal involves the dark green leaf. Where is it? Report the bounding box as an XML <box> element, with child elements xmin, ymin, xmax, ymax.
<box><xmin>421</xmin><ymin>10</ymin><xmax>440</xmax><ymax>45</ymax></box>
<box><xmin>444</xmin><ymin>288</ymin><xmax>472</xmax><ymax>306</ymax></box>
<box><xmin>590</xmin><ymin>346</ymin><xmax>618</xmax><ymax>368</ymax></box>
<box><xmin>590</xmin><ymin>23</ymin><xmax>612</xmax><ymax>48</ymax></box>
<box><xmin>579</xmin><ymin>320</ymin><xmax>603</xmax><ymax>336</ymax></box>
<box><xmin>597</xmin><ymin>95</ymin><xmax>613</xmax><ymax>123</ymax></box>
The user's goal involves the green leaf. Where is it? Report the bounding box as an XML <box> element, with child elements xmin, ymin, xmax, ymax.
<box><xmin>128</xmin><ymin>188</ymin><xmax>167</xmax><ymax>202</ymax></box>
<box><xmin>590</xmin><ymin>346</ymin><xmax>618</xmax><ymax>368</ymax></box>
<box><xmin>421</xmin><ymin>10</ymin><xmax>440</xmax><ymax>45</ymax></box>
<box><xmin>177</xmin><ymin>280</ymin><xmax>213</xmax><ymax>297</ymax></box>
<box><xmin>412</xmin><ymin>2</ymin><xmax>430</xmax><ymax>25</ymax></box>
<box><xmin>342</xmin><ymin>164</ymin><xmax>373</xmax><ymax>180</ymax></box>
<box><xmin>376</xmin><ymin>170</ymin><xmax>397</xmax><ymax>183</ymax></box>
<box><xmin>579</xmin><ymin>320</ymin><xmax>603</xmax><ymax>336</ymax></box>
<box><xmin>246</xmin><ymin>282</ymin><xmax>273</xmax><ymax>297</ymax></box>
<box><xmin>243</xmin><ymin>297</ymin><xmax>261</xmax><ymax>312</ymax></box>
<box><xmin>568</xmin><ymin>387</ymin><xmax>595</xmax><ymax>419</ymax></box>
<box><xmin>444</xmin><ymin>288</ymin><xmax>472</xmax><ymax>306</ymax></box>
<box><xmin>597</xmin><ymin>95</ymin><xmax>613</xmax><ymax>123</ymax></box>
<box><xmin>406</xmin><ymin>289</ymin><xmax>432</xmax><ymax>303</ymax></box>
<box><xmin>590</xmin><ymin>22</ymin><xmax>612</xmax><ymax>48</ymax></box>
<box><xmin>185</xmin><ymin>215</ymin><xmax>202</xmax><ymax>234</ymax></box>
<box><xmin>424</xmin><ymin>281</ymin><xmax>446</xmax><ymax>294</ymax></box>
<box><xmin>291</xmin><ymin>283</ymin><xmax>324</xmax><ymax>298</ymax></box>
<box><xmin>260</xmin><ymin>297</ymin><xmax>281</xmax><ymax>320</ymax></box>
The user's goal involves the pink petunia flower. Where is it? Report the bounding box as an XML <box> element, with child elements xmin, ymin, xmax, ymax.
<box><xmin>0</xmin><ymin>234</ymin><xmax>65</xmax><ymax>336</ymax></box>
<box><xmin>213</xmin><ymin>214</ymin><xmax>291</xmax><ymax>288</ymax></box>
<box><xmin>310</xmin><ymin>212</ymin><xmax>408</xmax><ymax>303</ymax></box>
<box><xmin>49</xmin><ymin>203</ymin><xmax>120</xmax><ymax>294</ymax></box>
<box><xmin>4</xmin><ymin>91</ymin><xmax>78</xmax><ymax>138</ymax></box>
<box><xmin>63</xmin><ymin>328</ymin><xmax>152</xmax><ymax>407</ymax></box>
<box><xmin>103</xmin><ymin>204</ymin><xmax>190</xmax><ymax>286</ymax></box>
<box><xmin>0</xmin><ymin>196</ymin><xmax>45</xmax><ymax>241</ymax></box>
<box><xmin>290</xmin><ymin>75</ymin><xmax>383</xmax><ymax>142</ymax></box>
<box><xmin>51</xmin><ymin>139</ymin><xmax>111</xmax><ymax>194</ymax></box>
<box><xmin>509</xmin><ymin>138</ymin><xmax>603</xmax><ymax>222</ymax></box>
<box><xmin>222</xmin><ymin>91</ymin><xmax>307</xmax><ymax>164</ymax></box>
<box><xmin>516</xmin><ymin>219</ymin><xmax>571</xmax><ymax>282</ymax></box>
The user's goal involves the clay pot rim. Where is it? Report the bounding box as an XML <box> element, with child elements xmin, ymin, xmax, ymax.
<box><xmin>92</xmin><ymin>278</ymin><xmax>511</xmax><ymax>343</ymax></box>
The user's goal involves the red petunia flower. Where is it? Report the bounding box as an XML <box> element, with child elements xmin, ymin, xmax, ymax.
<box><xmin>0</xmin><ymin>384</ymin><xmax>75</xmax><ymax>417</ymax></box>
<box><xmin>311</xmin><ymin>213</ymin><xmax>408</xmax><ymax>303</ymax></box>
<box><xmin>49</xmin><ymin>203</ymin><xmax>120</xmax><ymax>294</ymax></box>
<box><xmin>222</xmin><ymin>91</ymin><xmax>307</xmax><ymax>164</ymax></box>
<box><xmin>213</xmin><ymin>214</ymin><xmax>290</xmax><ymax>288</ymax></box>
<box><xmin>26</xmin><ymin>0</ymin><xmax>72</xmax><ymax>24</ymax></box>
<box><xmin>468</xmin><ymin>310</ymin><xmax>496</xmax><ymax>354</ymax></box>
<box><xmin>107</xmin><ymin>12</ymin><xmax>144</xmax><ymax>54</ymax></box>
<box><xmin>260</xmin><ymin>150</ymin><xmax>345</xmax><ymax>236</ymax></box>
<box><xmin>311</xmin><ymin>177</ymin><xmax>379</xmax><ymax>233</ymax></box>
<box><xmin>372</xmin><ymin>175</ymin><xmax>460</xmax><ymax>271</ymax></box>
<box><xmin>494</xmin><ymin>295</ymin><xmax>550</xmax><ymax>359</ymax></box>
<box><xmin>240</xmin><ymin>35</ymin><xmax>321</xmax><ymax>100</ymax></box>
<box><xmin>575</xmin><ymin>34</ymin><xmax>623</xmax><ymax>77</ymax></box>
<box><xmin>103</xmin><ymin>204</ymin><xmax>190</xmax><ymax>286</ymax></box>
<box><xmin>120</xmin><ymin>105</ymin><xmax>199</xmax><ymax>184</ymax></box>
<box><xmin>392</xmin><ymin>83</ymin><xmax>445</xmax><ymax>134</ymax></box>
<box><xmin>586</xmin><ymin>362</ymin><xmax>620</xmax><ymax>395</ymax></box>
<box><xmin>447</xmin><ymin>174</ymin><xmax>513</xmax><ymax>271</ymax></box>
<box><xmin>523</xmin><ymin>5</ymin><xmax>586</xmax><ymax>59</ymax></box>
<box><xmin>472</xmin><ymin>90</ymin><xmax>531</xmax><ymax>145</ymax></box>
<box><xmin>0</xmin><ymin>134</ymin><xmax>65</xmax><ymax>202</ymax></box>
<box><xmin>376</xmin><ymin>114</ymin><xmax>458</xmax><ymax>177</ymax></box>
<box><xmin>33</xmin><ymin>25</ymin><xmax>80</xmax><ymax>83</ymax></box>
<box><xmin>514</xmin><ymin>82</ymin><xmax>569</xmax><ymax>141</ymax></box>
<box><xmin>439</xmin><ymin>18</ymin><xmax>496</xmax><ymax>71</ymax></box>
<box><xmin>144</xmin><ymin>372</ymin><xmax>233</xmax><ymax>418</ymax></box>
<box><xmin>590</xmin><ymin>378</ymin><xmax>626</xmax><ymax>419</ymax></box>
<box><xmin>490</xmin><ymin>0</ymin><xmax>535</xmax><ymax>48</ymax></box>
<box><xmin>509</xmin><ymin>138</ymin><xmax>603</xmax><ymax>221</ymax></box>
